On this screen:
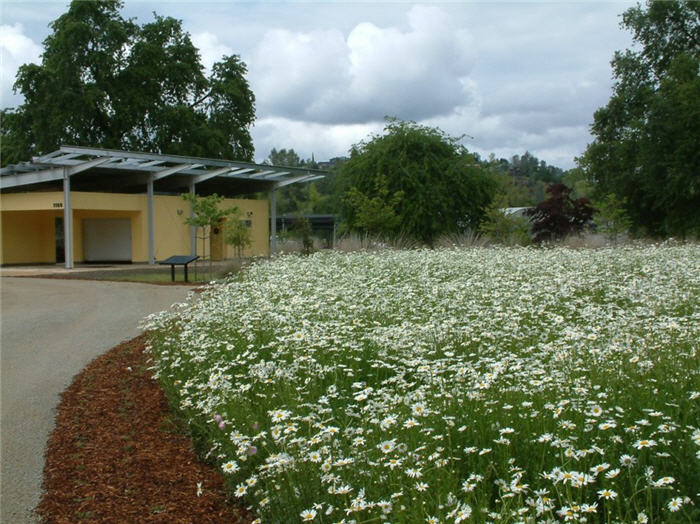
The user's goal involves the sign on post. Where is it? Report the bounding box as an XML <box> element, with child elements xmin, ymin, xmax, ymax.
<box><xmin>158</xmin><ymin>255</ymin><xmax>199</xmax><ymax>282</ymax></box>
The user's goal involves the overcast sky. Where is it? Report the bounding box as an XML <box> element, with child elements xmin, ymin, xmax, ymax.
<box><xmin>0</xmin><ymin>1</ymin><xmax>636</xmax><ymax>169</ymax></box>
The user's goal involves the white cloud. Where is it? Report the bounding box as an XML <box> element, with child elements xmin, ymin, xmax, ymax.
<box><xmin>249</xmin><ymin>5</ymin><xmax>476</xmax><ymax>124</ymax></box>
<box><xmin>250</xmin><ymin>28</ymin><xmax>350</xmax><ymax>121</ymax></box>
<box><xmin>191</xmin><ymin>31</ymin><xmax>233</xmax><ymax>75</ymax></box>
<box><xmin>251</xmin><ymin>116</ymin><xmax>383</xmax><ymax>163</ymax></box>
<box><xmin>0</xmin><ymin>23</ymin><xmax>42</xmax><ymax>108</ymax></box>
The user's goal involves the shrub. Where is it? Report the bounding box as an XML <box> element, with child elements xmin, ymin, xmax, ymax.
<box><xmin>527</xmin><ymin>183</ymin><xmax>595</xmax><ymax>242</ymax></box>
<box><xmin>480</xmin><ymin>206</ymin><xmax>531</xmax><ymax>246</ymax></box>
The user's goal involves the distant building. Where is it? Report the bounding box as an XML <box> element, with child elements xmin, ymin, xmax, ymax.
<box><xmin>316</xmin><ymin>157</ymin><xmax>348</xmax><ymax>171</ymax></box>
<box><xmin>277</xmin><ymin>214</ymin><xmax>337</xmax><ymax>248</ymax></box>
<box><xmin>502</xmin><ymin>207</ymin><xmax>531</xmax><ymax>218</ymax></box>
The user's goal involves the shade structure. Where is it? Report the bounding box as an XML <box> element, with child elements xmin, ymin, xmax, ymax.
<box><xmin>0</xmin><ymin>145</ymin><xmax>325</xmax><ymax>195</ymax></box>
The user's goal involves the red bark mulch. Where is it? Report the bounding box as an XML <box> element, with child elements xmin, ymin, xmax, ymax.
<box><xmin>36</xmin><ymin>336</ymin><xmax>254</xmax><ymax>523</ymax></box>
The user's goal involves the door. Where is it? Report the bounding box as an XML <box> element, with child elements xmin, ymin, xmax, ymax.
<box><xmin>83</xmin><ymin>218</ymin><xmax>132</xmax><ymax>262</ymax></box>
<box><xmin>210</xmin><ymin>219</ymin><xmax>224</xmax><ymax>261</ymax></box>
<box><xmin>55</xmin><ymin>217</ymin><xmax>65</xmax><ymax>263</ymax></box>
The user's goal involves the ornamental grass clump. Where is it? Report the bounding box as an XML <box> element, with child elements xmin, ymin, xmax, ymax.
<box><xmin>144</xmin><ymin>245</ymin><xmax>699</xmax><ymax>523</ymax></box>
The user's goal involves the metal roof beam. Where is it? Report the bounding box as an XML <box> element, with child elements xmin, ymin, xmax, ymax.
<box><xmin>247</xmin><ymin>170</ymin><xmax>277</xmax><ymax>178</ymax></box>
<box><xmin>222</xmin><ymin>168</ymin><xmax>255</xmax><ymax>178</ymax></box>
<box><xmin>53</xmin><ymin>152</ymin><xmax>82</xmax><ymax>162</ymax></box>
<box><xmin>67</xmin><ymin>156</ymin><xmax>115</xmax><ymax>175</ymax></box>
<box><xmin>191</xmin><ymin>166</ymin><xmax>236</xmax><ymax>184</ymax></box>
<box><xmin>2</xmin><ymin>146</ymin><xmax>325</xmax><ymax>191</ymax></box>
<box><xmin>274</xmin><ymin>174</ymin><xmax>320</xmax><ymax>189</ymax></box>
<box><xmin>152</xmin><ymin>163</ymin><xmax>201</xmax><ymax>181</ymax></box>
<box><xmin>0</xmin><ymin>156</ymin><xmax>113</xmax><ymax>189</ymax></box>
<box><xmin>57</xmin><ymin>145</ymin><xmax>323</xmax><ymax>176</ymax></box>
<box><xmin>262</xmin><ymin>171</ymin><xmax>290</xmax><ymax>179</ymax></box>
<box><xmin>139</xmin><ymin>160</ymin><xmax>165</xmax><ymax>168</ymax></box>
<box><xmin>1</xmin><ymin>169</ymin><xmax>65</xmax><ymax>189</ymax></box>
<box><xmin>32</xmin><ymin>150</ymin><xmax>65</xmax><ymax>162</ymax></box>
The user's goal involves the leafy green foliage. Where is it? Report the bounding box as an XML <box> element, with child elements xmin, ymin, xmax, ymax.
<box><xmin>561</xmin><ymin>167</ymin><xmax>595</xmax><ymax>200</ymax></box>
<box><xmin>182</xmin><ymin>192</ymin><xmax>240</xmax><ymax>276</ymax></box>
<box><xmin>526</xmin><ymin>183</ymin><xmax>595</xmax><ymax>242</ymax></box>
<box><xmin>580</xmin><ymin>0</ymin><xmax>699</xmax><ymax>237</ymax></box>
<box><xmin>484</xmin><ymin>152</ymin><xmax>565</xmax><ymax>207</ymax></box>
<box><xmin>594</xmin><ymin>193</ymin><xmax>633</xmax><ymax>243</ymax></box>
<box><xmin>480</xmin><ymin>206</ymin><xmax>531</xmax><ymax>246</ymax></box>
<box><xmin>507</xmin><ymin>151</ymin><xmax>564</xmax><ymax>184</ymax></box>
<box><xmin>290</xmin><ymin>216</ymin><xmax>315</xmax><ymax>255</ymax></box>
<box><xmin>181</xmin><ymin>193</ymin><xmax>238</xmax><ymax>229</ymax></box>
<box><xmin>485</xmin><ymin>165</ymin><xmax>534</xmax><ymax>208</ymax></box>
<box><xmin>343</xmin><ymin>177</ymin><xmax>404</xmax><ymax>237</ymax></box>
<box><xmin>1</xmin><ymin>0</ymin><xmax>255</xmax><ymax>165</ymax></box>
<box><xmin>224</xmin><ymin>208</ymin><xmax>252</xmax><ymax>258</ymax></box>
<box><xmin>265</xmin><ymin>148</ymin><xmax>340</xmax><ymax>215</ymax></box>
<box><xmin>338</xmin><ymin>120</ymin><xmax>496</xmax><ymax>245</ymax></box>
<box><xmin>267</xmin><ymin>148</ymin><xmax>305</xmax><ymax>169</ymax></box>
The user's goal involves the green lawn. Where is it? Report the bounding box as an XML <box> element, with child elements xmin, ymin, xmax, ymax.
<box><xmin>64</xmin><ymin>262</ymin><xmax>243</xmax><ymax>284</ymax></box>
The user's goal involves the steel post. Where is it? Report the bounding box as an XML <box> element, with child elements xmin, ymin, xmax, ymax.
<box><xmin>269</xmin><ymin>187</ymin><xmax>277</xmax><ymax>254</ymax></box>
<box><xmin>63</xmin><ymin>168</ymin><xmax>73</xmax><ymax>269</ymax></box>
<box><xmin>147</xmin><ymin>176</ymin><xmax>155</xmax><ymax>264</ymax></box>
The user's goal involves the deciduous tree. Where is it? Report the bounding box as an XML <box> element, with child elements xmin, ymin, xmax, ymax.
<box><xmin>526</xmin><ymin>183</ymin><xmax>595</xmax><ymax>242</ymax></box>
<box><xmin>594</xmin><ymin>193</ymin><xmax>633</xmax><ymax>244</ymax></box>
<box><xmin>1</xmin><ymin>0</ymin><xmax>255</xmax><ymax>165</ymax></box>
<box><xmin>338</xmin><ymin>119</ymin><xmax>495</xmax><ymax>245</ymax></box>
<box><xmin>580</xmin><ymin>0</ymin><xmax>699</xmax><ymax>237</ymax></box>
<box><xmin>224</xmin><ymin>208</ymin><xmax>252</xmax><ymax>259</ymax></box>
<box><xmin>181</xmin><ymin>192</ymin><xmax>239</xmax><ymax>276</ymax></box>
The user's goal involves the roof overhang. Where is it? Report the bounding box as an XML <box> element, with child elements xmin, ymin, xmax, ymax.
<box><xmin>0</xmin><ymin>145</ymin><xmax>325</xmax><ymax>195</ymax></box>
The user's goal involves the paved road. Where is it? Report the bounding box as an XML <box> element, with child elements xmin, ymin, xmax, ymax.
<box><xmin>0</xmin><ymin>278</ymin><xmax>192</xmax><ymax>523</ymax></box>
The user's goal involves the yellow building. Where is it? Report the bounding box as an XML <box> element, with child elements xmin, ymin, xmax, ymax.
<box><xmin>0</xmin><ymin>146</ymin><xmax>324</xmax><ymax>267</ymax></box>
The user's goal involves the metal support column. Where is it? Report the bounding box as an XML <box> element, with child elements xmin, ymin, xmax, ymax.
<box><xmin>147</xmin><ymin>175</ymin><xmax>155</xmax><ymax>265</ymax></box>
<box><xmin>269</xmin><ymin>187</ymin><xmax>277</xmax><ymax>254</ymax></box>
<box><xmin>189</xmin><ymin>179</ymin><xmax>196</xmax><ymax>256</ymax></box>
<box><xmin>63</xmin><ymin>168</ymin><xmax>73</xmax><ymax>269</ymax></box>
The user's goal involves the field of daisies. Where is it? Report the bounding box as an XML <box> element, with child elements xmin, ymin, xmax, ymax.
<box><xmin>144</xmin><ymin>244</ymin><xmax>699</xmax><ymax>523</ymax></box>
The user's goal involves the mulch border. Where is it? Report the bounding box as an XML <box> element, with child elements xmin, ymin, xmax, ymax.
<box><xmin>36</xmin><ymin>336</ymin><xmax>252</xmax><ymax>523</ymax></box>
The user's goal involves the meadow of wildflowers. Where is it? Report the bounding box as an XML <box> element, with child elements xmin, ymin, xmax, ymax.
<box><xmin>144</xmin><ymin>244</ymin><xmax>699</xmax><ymax>523</ymax></box>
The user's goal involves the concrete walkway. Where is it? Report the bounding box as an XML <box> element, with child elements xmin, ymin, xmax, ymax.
<box><xmin>0</xmin><ymin>277</ymin><xmax>192</xmax><ymax>523</ymax></box>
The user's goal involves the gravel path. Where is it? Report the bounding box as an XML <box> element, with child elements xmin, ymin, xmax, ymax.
<box><xmin>0</xmin><ymin>278</ymin><xmax>192</xmax><ymax>523</ymax></box>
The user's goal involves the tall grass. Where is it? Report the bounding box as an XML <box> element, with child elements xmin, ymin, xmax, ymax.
<box><xmin>144</xmin><ymin>245</ymin><xmax>699</xmax><ymax>523</ymax></box>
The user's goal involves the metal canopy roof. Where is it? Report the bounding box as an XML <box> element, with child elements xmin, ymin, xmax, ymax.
<box><xmin>0</xmin><ymin>145</ymin><xmax>325</xmax><ymax>195</ymax></box>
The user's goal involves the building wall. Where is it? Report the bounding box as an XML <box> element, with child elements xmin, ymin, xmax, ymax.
<box><xmin>0</xmin><ymin>192</ymin><xmax>67</xmax><ymax>212</ymax></box>
<box><xmin>151</xmin><ymin>195</ymin><xmax>269</xmax><ymax>261</ymax></box>
<box><xmin>1</xmin><ymin>191</ymin><xmax>269</xmax><ymax>264</ymax></box>
<box><xmin>222</xmin><ymin>197</ymin><xmax>269</xmax><ymax>259</ymax></box>
<box><xmin>0</xmin><ymin>210</ymin><xmax>57</xmax><ymax>264</ymax></box>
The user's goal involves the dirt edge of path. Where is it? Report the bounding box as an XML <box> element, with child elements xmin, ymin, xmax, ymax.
<box><xmin>36</xmin><ymin>336</ymin><xmax>253</xmax><ymax>524</ymax></box>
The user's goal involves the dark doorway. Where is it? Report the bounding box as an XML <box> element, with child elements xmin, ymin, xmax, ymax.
<box><xmin>55</xmin><ymin>217</ymin><xmax>65</xmax><ymax>263</ymax></box>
